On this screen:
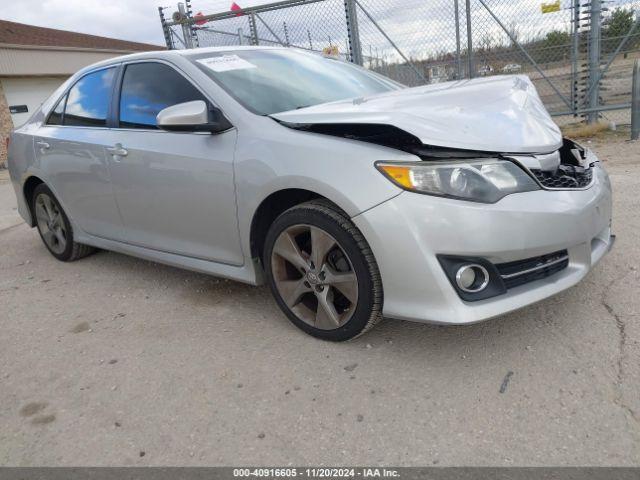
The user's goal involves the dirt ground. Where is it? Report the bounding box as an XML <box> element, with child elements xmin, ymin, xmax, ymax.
<box><xmin>0</xmin><ymin>132</ymin><xmax>639</xmax><ymax>466</ymax></box>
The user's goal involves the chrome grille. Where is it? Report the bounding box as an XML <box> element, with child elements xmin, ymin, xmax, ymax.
<box><xmin>496</xmin><ymin>250</ymin><xmax>569</xmax><ymax>290</ymax></box>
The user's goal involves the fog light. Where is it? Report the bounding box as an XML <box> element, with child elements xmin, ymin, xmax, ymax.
<box><xmin>455</xmin><ymin>264</ymin><xmax>490</xmax><ymax>293</ymax></box>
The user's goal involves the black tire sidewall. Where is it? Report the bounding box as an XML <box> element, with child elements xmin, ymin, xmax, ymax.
<box><xmin>32</xmin><ymin>184</ymin><xmax>75</xmax><ymax>261</ymax></box>
<box><xmin>264</xmin><ymin>204</ymin><xmax>378</xmax><ymax>341</ymax></box>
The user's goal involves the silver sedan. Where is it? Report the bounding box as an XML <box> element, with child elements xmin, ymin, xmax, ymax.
<box><xmin>7</xmin><ymin>47</ymin><xmax>613</xmax><ymax>340</ymax></box>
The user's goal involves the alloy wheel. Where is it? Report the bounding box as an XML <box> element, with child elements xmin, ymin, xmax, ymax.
<box><xmin>270</xmin><ymin>224</ymin><xmax>359</xmax><ymax>330</ymax></box>
<box><xmin>34</xmin><ymin>193</ymin><xmax>67</xmax><ymax>255</ymax></box>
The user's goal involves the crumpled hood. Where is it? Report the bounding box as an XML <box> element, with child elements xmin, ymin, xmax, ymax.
<box><xmin>271</xmin><ymin>75</ymin><xmax>562</xmax><ymax>154</ymax></box>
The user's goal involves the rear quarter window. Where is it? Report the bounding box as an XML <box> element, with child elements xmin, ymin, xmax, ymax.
<box><xmin>46</xmin><ymin>95</ymin><xmax>66</xmax><ymax>126</ymax></box>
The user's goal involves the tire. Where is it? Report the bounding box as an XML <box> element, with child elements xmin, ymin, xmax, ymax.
<box><xmin>264</xmin><ymin>199</ymin><xmax>383</xmax><ymax>341</ymax></box>
<box><xmin>31</xmin><ymin>183</ymin><xmax>96</xmax><ymax>262</ymax></box>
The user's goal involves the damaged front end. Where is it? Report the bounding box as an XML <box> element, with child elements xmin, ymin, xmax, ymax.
<box><xmin>278</xmin><ymin>121</ymin><xmax>494</xmax><ymax>159</ymax></box>
<box><xmin>280</xmin><ymin>120</ymin><xmax>596</xmax><ymax>195</ymax></box>
<box><xmin>271</xmin><ymin>74</ymin><xmax>596</xmax><ymax>198</ymax></box>
<box><xmin>507</xmin><ymin>138</ymin><xmax>596</xmax><ymax>190</ymax></box>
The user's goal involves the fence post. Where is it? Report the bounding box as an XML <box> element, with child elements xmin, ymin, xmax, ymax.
<box><xmin>344</xmin><ymin>0</ymin><xmax>363</xmax><ymax>65</ymax></box>
<box><xmin>158</xmin><ymin>7</ymin><xmax>174</xmax><ymax>50</ymax></box>
<box><xmin>454</xmin><ymin>0</ymin><xmax>461</xmax><ymax>79</ymax></box>
<box><xmin>249</xmin><ymin>13</ymin><xmax>259</xmax><ymax>45</ymax></box>
<box><xmin>178</xmin><ymin>3</ymin><xmax>194</xmax><ymax>49</ymax></box>
<box><xmin>587</xmin><ymin>0</ymin><xmax>601</xmax><ymax>124</ymax></box>
<box><xmin>185</xmin><ymin>0</ymin><xmax>199</xmax><ymax>47</ymax></box>
<box><xmin>571</xmin><ymin>0</ymin><xmax>580</xmax><ymax>116</ymax></box>
<box><xmin>465</xmin><ymin>0</ymin><xmax>473</xmax><ymax>78</ymax></box>
<box><xmin>632</xmin><ymin>60</ymin><xmax>639</xmax><ymax>141</ymax></box>
<box><xmin>237</xmin><ymin>28</ymin><xmax>244</xmax><ymax>45</ymax></box>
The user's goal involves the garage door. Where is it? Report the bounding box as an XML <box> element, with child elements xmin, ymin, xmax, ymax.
<box><xmin>1</xmin><ymin>76</ymin><xmax>68</xmax><ymax>128</ymax></box>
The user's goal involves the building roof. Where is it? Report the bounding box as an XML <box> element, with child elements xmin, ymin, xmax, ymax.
<box><xmin>0</xmin><ymin>19</ymin><xmax>162</xmax><ymax>52</ymax></box>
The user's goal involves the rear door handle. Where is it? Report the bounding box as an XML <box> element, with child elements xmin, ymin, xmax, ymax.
<box><xmin>107</xmin><ymin>144</ymin><xmax>128</xmax><ymax>157</ymax></box>
<box><xmin>36</xmin><ymin>141</ymin><xmax>50</xmax><ymax>150</ymax></box>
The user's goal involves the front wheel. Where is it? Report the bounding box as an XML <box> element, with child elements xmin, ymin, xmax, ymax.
<box><xmin>264</xmin><ymin>200</ymin><xmax>383</xmax><ymax>341</ymax></box>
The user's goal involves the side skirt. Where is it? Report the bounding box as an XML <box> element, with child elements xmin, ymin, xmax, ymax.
<box><xmin>75</xmin><ymin>231</ymin><xmax>263</xmax><ymax>286</ymax></box>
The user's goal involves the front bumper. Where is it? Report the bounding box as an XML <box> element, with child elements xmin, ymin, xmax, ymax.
<box><xmin>353</xmin><ymin>164</ymin><xmax>613</xmax><ymax>324</ymax></box>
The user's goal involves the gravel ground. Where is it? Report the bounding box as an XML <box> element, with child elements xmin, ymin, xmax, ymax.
<box><xmin>0</xmin><ymin>134</ymin><xmax>639</xmax><ymax>466</ymax></box>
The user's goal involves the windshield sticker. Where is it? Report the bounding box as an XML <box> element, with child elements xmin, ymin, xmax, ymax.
<box><xmin>197</xmin><ymin>55</ymin><xmax>257</xmax><ymax>73</ymax></box>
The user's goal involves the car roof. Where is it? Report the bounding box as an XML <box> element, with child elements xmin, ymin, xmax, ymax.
<box><xmin>75</xmin><ymin>45</ymin><xmax>287</xmax><ymax>76</ymax></box>
<box><xmin>178</xmin><ymin>45</ymin><xmax>283</xmax><ymax>56</ymax></box>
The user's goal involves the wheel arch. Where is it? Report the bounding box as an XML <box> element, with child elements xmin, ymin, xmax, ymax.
<box><xmin>249</xmin><ymin>188</ymin><xmax>348</xmax><ymax>264</ymax></box>
<box><xmin>22</xmin><ymin>175</ymin><xmax>46</xmax><ymax>227</ymax></box>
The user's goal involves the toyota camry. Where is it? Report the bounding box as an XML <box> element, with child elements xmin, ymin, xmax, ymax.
<box><xmin>7</xmin><ymin>46</ymin><xmax>614</xmax><ymax>340</ymax></box>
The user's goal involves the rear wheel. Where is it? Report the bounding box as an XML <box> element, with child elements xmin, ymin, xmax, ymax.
<box><xmin>32</xmin><ymin>184</ymin><xmax>95</xmax><ymax>262</ymax></box>
<box><xmin>264</xmin><ymin>200</ymin><xmax>383</xmax><ymax>341</ymax></box>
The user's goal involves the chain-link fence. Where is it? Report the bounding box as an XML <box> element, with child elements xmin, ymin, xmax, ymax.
<box><xmin>160</xmin><ymin>0</ymin><xmax>640</xmax><ymax>127</ymax></box>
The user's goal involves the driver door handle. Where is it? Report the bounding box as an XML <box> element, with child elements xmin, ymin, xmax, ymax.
<box><xmin>107</xmin><ymin>144</ymin><xmax>128</xmax><ymax>157</ymax></box>
<box><xmin>36</xmin><ymin>141</ymin><xmax>50</xmax><ymax>150</ymax></box>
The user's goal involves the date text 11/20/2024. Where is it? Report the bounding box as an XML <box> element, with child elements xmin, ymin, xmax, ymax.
<box><xmin>232</xmin><ymin>468</ymin><xmax>400</xmax><ymax>477</ymax></box>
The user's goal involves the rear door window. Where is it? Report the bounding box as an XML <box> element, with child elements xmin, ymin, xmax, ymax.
<box><xmin>63</xmin><ymin>68</ymin><xmax>116</xmax><ymax>127</ymax></box>
<box><xmin>118</xmin><ymin>62</ymin><xmax>208</xmax><ymax>129</ymax></box>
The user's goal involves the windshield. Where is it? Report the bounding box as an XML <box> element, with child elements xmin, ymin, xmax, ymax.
<box><xmin>189</xmin><ymin>49</ymin><xmax>402</xmax><ymax>115</ymax></box>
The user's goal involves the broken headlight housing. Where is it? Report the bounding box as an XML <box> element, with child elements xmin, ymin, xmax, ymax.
<box><xmin>376</xmin><ymin>159</ymin><xmax>540</xmax><ymax>203</ymax></box>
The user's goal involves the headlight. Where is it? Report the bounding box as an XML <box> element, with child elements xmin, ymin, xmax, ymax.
<box><xmin>376</xmin><ymin>159</ymin><xmax>540</xmax><ymax>203</ymax></box>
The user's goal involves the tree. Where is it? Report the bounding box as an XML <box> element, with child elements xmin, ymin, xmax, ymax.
<box><xmin>604</xmin><ymin>9</ymin><xmax>635</xmax><ymax>39</ymax></box>
<box><xmin>540</xmin><ymin>30</ymin><xmax>571</xmax><ymax>63</ymax></box>
<box><xmin>602</xmin><ymin>8</ymin><xmax>639</xmax><ymax>52</ymax></box>
<box><xmin>544</xmin><ymin>30</ymin><xmax>571</xmax><ymax>48</ymax></box>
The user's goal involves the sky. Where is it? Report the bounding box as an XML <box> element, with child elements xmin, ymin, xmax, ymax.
<box><xmin>0</xmin><ymin>0</ymin><xmax>634</xmax><ymax>58</ymax></box>
<box><xmin>0</xmin><ymin>0</ymin><xmax>572</xmax><ymax>48</ymax></box>
<box><xmin>0</xmin><ymin>0</ymin><xmax>255</xmax><ymax>46</ymax></box>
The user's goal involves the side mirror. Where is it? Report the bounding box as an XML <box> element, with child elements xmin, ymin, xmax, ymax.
<box><xmin>156</xmin><ymin>100</ymin><xmax>231</xmax><ymax>133</ymax></box>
